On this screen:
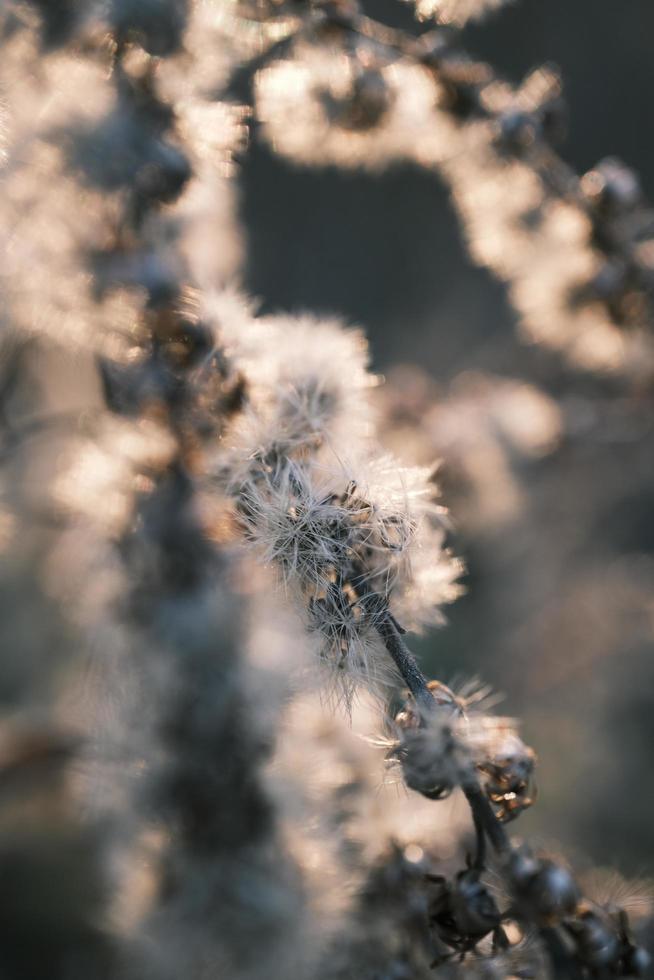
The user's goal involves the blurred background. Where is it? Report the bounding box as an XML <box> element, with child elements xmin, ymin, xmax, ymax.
<box><xmin>239</xmin><ymin>0</ymin><xmax>654</xmax><ymax>875</ymax></box>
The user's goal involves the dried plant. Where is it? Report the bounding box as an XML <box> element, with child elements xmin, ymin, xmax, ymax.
<box><xmin>0</xmin><ymin>1</ymin><xmax>651</xmax><ymax>979</ymax></box>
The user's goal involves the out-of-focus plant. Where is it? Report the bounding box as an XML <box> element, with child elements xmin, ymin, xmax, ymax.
<box><xmin>0</xmin><ymin>1</ymin><xmax>651</xmax><ymax>979</ymax></box>
<box><xmin>253</xmin><ymin>0</ymin><xmax>654</xmax><ymax>381</ymax></box>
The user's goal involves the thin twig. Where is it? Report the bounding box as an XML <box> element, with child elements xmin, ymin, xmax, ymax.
<box><xmin>375</xmin><ymin>612</ymin><xmax>435</xmax><ymax>712</ymax></box>
<box><xmin>460</xmin><ymin>779</ymin><xmax>509</xmax><ymax>858</ymax></box>
<box><xmin>469</xmin><ymin>789</ymin><xmax>487</xmax><ymax>870</ymax></box>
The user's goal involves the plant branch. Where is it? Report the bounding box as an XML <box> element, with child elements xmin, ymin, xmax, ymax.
<box><xmin>375</xmin><ymin>612</ymin><xmax>435</xmax><ymax>712</ymax></box>
<box><xmin>376</xmin><ymin>611</ymin><xmax>510</xmax><ymax>858</ymax></box>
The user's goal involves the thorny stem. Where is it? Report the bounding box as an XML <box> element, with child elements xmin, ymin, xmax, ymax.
<box><xmin>376</xmin><ymin>612</ymin><xmax>510</xmax><ymax>859</ymax></box>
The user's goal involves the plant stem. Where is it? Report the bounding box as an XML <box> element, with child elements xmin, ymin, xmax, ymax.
<box><xmin>461</xmin><ymin>780</ymin><xmax>509</xmax><ymax>857</ymax></box>
<box><xmin>376</xmin><ymin>614</ymin><xmax>589</xmax><ymax>978</ymax></box>
<box><xmin>377</xmin><ymin>612</ymin><xmax>510</xmax><ymax>858</ymax></box>
<box><xmin>375</xmin><ymin>613</ymin><xmax>435</xmax><ymax>712</ymax></box>
<box><xmin>539</xmin><ymin>927</ymin><xmax>585</xmax><ymax>979</ymax></box>
<box><xmin>470</xmin><ymin>791</ymin><xmax>487</xmax><ymax>870</ymax></box>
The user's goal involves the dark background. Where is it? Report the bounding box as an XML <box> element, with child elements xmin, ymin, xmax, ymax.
<box><xmin>239</xmin><ymin>1</ymin><xmax>654</xmax><ymax>876</ymax></box>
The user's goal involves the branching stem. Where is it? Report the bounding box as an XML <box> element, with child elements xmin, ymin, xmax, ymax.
<box><xmin>376</xmin><ymin>615</ymin><xmax>589</xmax><ymax>976</ymax></box>
<box><xmin>376</xmin><ymin>612</ymin><xmax>510</xmax><ymax>859</ymax></box>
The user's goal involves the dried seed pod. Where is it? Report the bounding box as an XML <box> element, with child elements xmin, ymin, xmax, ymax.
<box><xmin>322</xmin><ymin>68</ymin><xmax>394</xmax><ymax>132</ymax></box>
<box><xmin>564</xmin><ymin>903</ymin><xmax>652</xmax><ymax>978</ymax></box>
<box><xmin>428</xmin><ymin>867</ymin><xmax>507</xmax><ymax>958</ymax></box>
<box><xmin>496</xmin><ymin>109</ymin><xmax>540</xmax><ymax>154</ymax></box>
<box><xmin>392</xmin><ymin>721</ymin><xmax>461</xmax><ymax>800</ymax></box>
<box><xmin>508</xmin><ymin>849</ymin><xmax>580</xmax><ymax>925</ymax></box>
<box><xmin>581</xmin><ymin>158</ymin><xmax>642</xmax><ymax>215</ymax></box>
<box><xmin>476</xmin><ymin>725</ymin><xmax>536</xmax><ymax>823</ymax></box>
<box><xmin>389</xmin><ymin>682</ymin><xmax>468</xmax><ymax>800</ymax></box>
